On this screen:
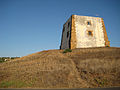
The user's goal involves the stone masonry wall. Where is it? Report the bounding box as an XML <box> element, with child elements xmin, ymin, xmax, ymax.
<box><xmin>74</xmin><ymin>15</ymin><xmax>106</xmax><ymax>48</ymax></box>
<box><xmin>101</xmin><ymin>18</ymin><xmax>110</xmax><ymax>47</ymax></box>
<box><xmin>70</xmin><ymin>15</ymin><xmax>77</xmax><ymax>49</ymax></box>
<box><xmin>60</xmin><ymin>16</ymin><xmax>72</xmax><ymax>49</ymax></box>
<box><xmin>60</xmin><ymin>15</ymin><xmax>110</xmax><ymax>49</ymax></box>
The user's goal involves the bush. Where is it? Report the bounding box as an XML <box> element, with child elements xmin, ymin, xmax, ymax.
<box><xmin>106</xmin><ymin>45</ymin><xmax>109</xmax><ymax>47</ymax></box>
<box><xmin>0</xmin><ymin>60</ymin><xmax>5</xmax><ymax>63</ymax></box>
<box><xmin>63</xmin><ymin>49</ymin><xmax>72</xmax><ymax>53</ymax></box>
<box><xmin>94</xmin><ymin>78</ymin><xmax>107</xmax><ymax>87</ymax></box>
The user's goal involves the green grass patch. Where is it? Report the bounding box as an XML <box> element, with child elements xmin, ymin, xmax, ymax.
<box><xmin>63</xmin><ymin>49</ymin><xmax>72</xmax><ymax>53</ymax></box>
<box><xmin>0</xmin><ymin>80</ymin><xmax>27</xmax><ymax>88</ymax></box>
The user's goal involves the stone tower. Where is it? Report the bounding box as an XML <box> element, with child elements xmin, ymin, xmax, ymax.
<box><xmin>60</xmin><ymin>15</ymin><xmax>110</xmax><ymax>49</ymax></box>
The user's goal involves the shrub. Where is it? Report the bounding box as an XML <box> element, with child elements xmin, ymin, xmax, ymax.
<box><xmin>94</xmin><ymin>78</ymin><xmax>107</xmax><ymax>87</ymax></box>
<box><xmin>63</xmin><ymin>49</ymin><xmax>72</xmax><ymax>53</ymax></box>
<box><xmin>0</xmin><ymin>60</ymin><xmax>5</xmax><ymax>63</ymax></box>
<box><xmin>106</xmin><ymin>45</ymin><xmax>109</xmax><ymax>47</ymax></box>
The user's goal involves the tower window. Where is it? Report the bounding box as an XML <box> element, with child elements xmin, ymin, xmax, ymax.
<box><xmin>63</xmin><ymin>27</ymin><xmax>65</xmax><ymax>32</ymax></box>
<box><xmin>88</xmin><ymin>31</ymin><xmax>93</xmax><ymax>36</ymax></box>
<box><xmin>67</xmin><ymin>31</ymin><xmax>69</xmax><ymax>38</ymax></box>
<box><xmin>68</xmin><ymin>22</ymin><xmax>70</xmax><ymax>27</ymax></box>
<box><xmin>87</xmin><ymin>21</ymin><xmax>91</xmax><ymax>25</ymax></box>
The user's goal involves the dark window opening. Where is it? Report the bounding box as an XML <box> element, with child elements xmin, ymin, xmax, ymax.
<box><xmin>87</xmin><ymin>21</ymin><xmax>91</xmax><ymax>25</ymax></box>
<box><xmin>68</xmin><ymin>22</ymin><xmax>70</xmax><ymax>27</ymax></box>
<box><xmin>63</xmin><ymin>27</ymin><xmax>65</xmax><ymax>32</ymax></box>
<box><xmin>88</xmin><ymin>31</ymin><xmax>93</xmax><ymax>36</ymax></box>
<box><xmin>67</xmin><ymin>31</ymin><xmax>69</xmax><ymax>38</ymax></box>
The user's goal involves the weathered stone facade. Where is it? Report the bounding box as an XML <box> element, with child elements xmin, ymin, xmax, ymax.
<box><xmin>60</xmin><ymin>15</ymin><xmax>110</xmax><ymax>49</ymax></box>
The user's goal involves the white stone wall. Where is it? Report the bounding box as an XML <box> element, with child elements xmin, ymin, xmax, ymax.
<box><xmin>61</xmin><ymin>17</ymin><xmax>71</xmax><ymax>49</ymax></box>
<box><xmin>74</xmin><ymin>15</ymin><xmax>105</xmax><ymax>48</ymax></box>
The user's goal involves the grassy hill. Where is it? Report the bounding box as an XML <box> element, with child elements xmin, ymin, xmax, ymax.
<box><xmin>0</xmin><ymin>47</ymin><xmax>120</xmax><ymax>88</ymax></box>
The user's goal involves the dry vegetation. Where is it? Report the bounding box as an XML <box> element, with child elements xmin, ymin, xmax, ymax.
<box><xmin>0</xmin><ymin>47</ymin><xmax>120</xmax><ymax>88</ymax></box>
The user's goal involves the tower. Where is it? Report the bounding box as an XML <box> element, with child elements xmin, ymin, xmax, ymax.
<box><xmin>60</xmin><ymin>15</ymin><xmax>110</xmax><ymax>49</ymax></box>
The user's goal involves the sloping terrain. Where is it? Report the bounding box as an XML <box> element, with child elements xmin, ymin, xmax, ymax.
<box><xmin>0</xmin><ymin>47</ymin><xmax>120</xmax><ymax>88</ymax></box>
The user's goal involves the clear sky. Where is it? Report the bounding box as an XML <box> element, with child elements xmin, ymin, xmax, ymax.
<box><xmin>0</xmin><ymin>0</ymin><xmax>120</xmax><ymax>57</ymax></box>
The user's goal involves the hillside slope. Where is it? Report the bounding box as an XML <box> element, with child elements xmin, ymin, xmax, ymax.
<box><xmin>0</xmin><ymin>47</ymin><xmax>120</xmax><ymax>88</ymax></box>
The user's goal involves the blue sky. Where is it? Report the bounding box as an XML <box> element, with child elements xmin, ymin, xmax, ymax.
<box><xmin>0</xmin><ymin>0</ymin><xmax>120</xmax><ymax>57</ymax></box>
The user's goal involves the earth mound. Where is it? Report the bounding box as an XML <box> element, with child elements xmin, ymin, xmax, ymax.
<box><xmin>0</xmin><ymin>47</ymin><xmax>120</xmax><ymax>88</ymax></box>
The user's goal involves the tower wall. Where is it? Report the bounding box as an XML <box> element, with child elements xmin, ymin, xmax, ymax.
<box><xmin>60</xmin><ymin>16</ymin><xmax>72</xmax><ymax>49</ymax></box>
<box><xmin>74</xmin><ymin>15</ymin><xmax>106</xmax><ymax>48</ymax></box>
<box><xmin>70</xmin><ymin>15</ymin><xmax>77</xmax><ymax>49</ymax></box>
<box><xmin>60</xmin><ymin>15</ymin><xmax>110</xmax><ymax>49</ymax></box>
<box><xmin>101</xmin><ymin>18</ymin><xmax>110</xmax><ymax>47</ymax></box>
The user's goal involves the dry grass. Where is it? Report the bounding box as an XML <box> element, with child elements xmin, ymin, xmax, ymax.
<box><xmin>0</xmin><ymin>47</ymin><xmax>120</xmax><ymax>88</ymax></box>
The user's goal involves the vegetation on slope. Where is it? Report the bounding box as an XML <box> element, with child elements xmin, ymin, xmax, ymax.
<box><xmin>0</xmin><ymin>57</ymin><xmax>20</xmax><ymax>63</ymax></box>
<box><xmin>0</xmin><ymin>47</ymin><xmax>120</xmax><ymax>88</ymax></box>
